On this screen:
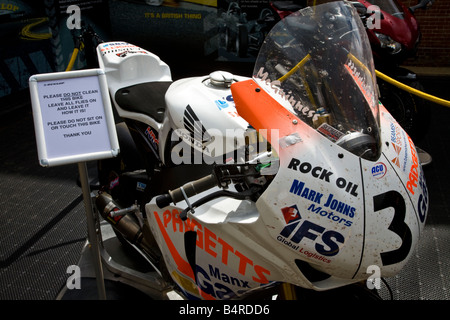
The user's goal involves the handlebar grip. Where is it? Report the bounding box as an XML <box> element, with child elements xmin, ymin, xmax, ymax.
<box><xmin>155</xmin><ymin>194</ymin><xmax>172</xmax><ymax>208</ymax></box>
<box><xmin>156</xmin><ymin>173</ymin><xmax>217</xmax><ymax>208</ymax></box>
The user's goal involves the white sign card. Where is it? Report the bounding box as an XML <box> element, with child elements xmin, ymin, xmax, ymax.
<box><xmin>29</xmin><ymin>69</ymin><xmax>119</xmax><ymax>167</ymax></box>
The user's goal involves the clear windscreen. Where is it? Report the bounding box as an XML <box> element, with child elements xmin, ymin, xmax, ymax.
<box><xmin>252</xmin><ymin>1</ymin><xmax>381</xmax><ymax>160</ymax></box>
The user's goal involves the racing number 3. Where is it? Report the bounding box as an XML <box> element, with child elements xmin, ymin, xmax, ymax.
<box><xmin>373</xmin><ymin>191</ymin><xmax>412</xmax><ymax>266</ymax></box>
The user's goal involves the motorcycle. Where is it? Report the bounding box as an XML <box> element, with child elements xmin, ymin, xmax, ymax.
<box><xmin>350</xmin><ymin>0</ymin><xmax>434</xmax><ymax>146</ymax></box>
<box><xmin>85</xmin><ymin>1</ymin><xmax>427</xmax><ymax>300</ymax></box>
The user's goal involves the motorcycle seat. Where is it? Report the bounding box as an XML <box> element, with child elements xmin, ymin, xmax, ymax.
<box><xmin>115</xmin><ymin>81</ymin><xmax>172</xmax><ymax>123</ymax></box>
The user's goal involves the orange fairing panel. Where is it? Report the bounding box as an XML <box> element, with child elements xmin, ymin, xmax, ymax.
<box><xmin>231</xmin><ymin>79</ymin><xmax>306</xmax><ymax>151</ymax></box>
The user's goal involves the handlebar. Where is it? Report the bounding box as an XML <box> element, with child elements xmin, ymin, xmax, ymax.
<box><xmin>155</xmin><ymin>164</ymin><xmax>269</xmax><ymax>220</ymax></box>
<box><xmin>155</xmin><ymin>173</ymin><xmax>218</xmax><ymax>208</ymax></box>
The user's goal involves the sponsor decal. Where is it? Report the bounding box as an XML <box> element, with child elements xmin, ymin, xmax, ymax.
<box><xmin>317</xmin><ymin>123</ymin><xmax>344</xmax><ymax>142</ymax></box>
<box><xmin>389</xmin><ymin>122</ymin><xmax>408</xmax><ymax>171</ymax></box>
<box><xmin>372</xmin><ymin>162</ymin><xmax>387</xmax><ymax>179</ymax></box>
<box><xmin>281</xmin><ymin>205</ymin><xmax>301</xmax><ymax>224</ymax></box>
<box><xmin>287</xmin><ymin>158</ymin><xmax>359</xmax><ymax>197</ymax></box>
<box><xmin>214</xmin><ymin>95</ymin><xmax>241</xmax><ymax>118</ymax></box>
<box><xmin>208</xmin><ymin>264</ymin><xmax>250</xmax><ymax>289</ymax></box>
<box><xmin>345</xmin><ymin>57</ymin><xmax>376</xmax><ymax>109</ymax></box>
<box><xmin>254</xmin><ymin>67</ymin><xmax>319</xmax><ymax>122</ymax></box>
<box><xmin>306</xmin><ymin>204</ymin><xmax>353</xmax><ymax>227</ymax></box>
<box><xmin>194</xmin><ymin>264</ymin><xmax>252</xmax><ymax>300</ymax></box>
<box><xmin>100</xmin><ymin>42</ymin><xmax>145</xmax><ymax>56</ymax></box>
<box><xmin>277</xmin><ymin>208</ymin><xmax>345</xmax><ymax>261</ymax></box>
<box><xmin>136</xmin><ymin>181</ymin><xmax>146</xmax><ymax>192</ymax></box>
<box><xmin>278</xmin><ymin>181</ymin><xmax>348</xmax><ymax>260</ymax></box>
<box><xmin>390</xmin><ymin>122</ymin><xmax>402</xmax><ymax>168</ymax></box>
<box><xmin>145</xmin><ymin>126</ymin><xmax>159</xmax><ymax>148</ymax></box>
<box><xmin>101</xmin><ymin>42</ymin><xmax>130</xmax><ymax>48</ymax></box>
<box><xmin>109</xmin><ymin>176</ymin><xmax>119</xmax><ymax>190</ymax></box>
<box><xmin>214</xmin><ymin>95</ymin><xmax>234</xmax><ymax>110</ymax></box>
<box><xmin>406</xmin><ymin>135</ymin><xmax>419</xmax><ymax>195</ymax></box>
<box><xmin>289</xmin><ymin>179</ymin><xmax>324</xmax><ymax>204</ymax></box>
<box><xmin>288</xmin><ymin>179</ymin><xmax>355</xmax><ymax>227</ymax></box>
<box><xmin>154</xmin><ymin>209</ymin><xmax>271</xmax><ymax>295</ymax></box>
<box><xmin>390</xmin><ymin>122</ymin><xmax>401</xmax><ymax>145</ymax></box>
<box><xmin>391</xmin><ymin>143</ymin><xmax>402</xmax><ymax>168</ymax></box>
<box><xmin>417</xmin><ymin>169</ymin><xmax>428</xmax><ymax>223</ymax></box>
<box><xmin>183</xmin><ymin>105</ymin><xmax>212</xmax><ymax>143</ymax></box>
<box><xmin>115</xmin><ymin>50</ymin><xmax>148</xmax><ymax>58</ymax></box>
<box><xmin>215</xmin><ymin>99</ymin><xmax>228</xmax><ymax>110</ymax></box>
<box><xmin>1</xmin><ymin>3</ymin><xmax>20</xmax><ymax>11</ymax></box>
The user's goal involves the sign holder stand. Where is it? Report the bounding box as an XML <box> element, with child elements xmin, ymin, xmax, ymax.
<box><xmin>78</xmin><ymin>161</ymin><xmax>107</xmax><ymax>299</ymax></box>
<box><xmin>29</xmin><ymin>69</ymin><xmax>120</xmax><ymax>300</ymax></box>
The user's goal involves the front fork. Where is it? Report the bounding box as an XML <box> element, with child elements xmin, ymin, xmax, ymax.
<box><xmin>279</xmin><ymin>283</ymin><xmax>297</xmax><ymax>300</ymax></box>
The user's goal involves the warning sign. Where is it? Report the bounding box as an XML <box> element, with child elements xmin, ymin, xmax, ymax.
<box><xmin>29</xmin><ymin>69</ymin><xmax>119</xmax><ymax>166</ymax></box>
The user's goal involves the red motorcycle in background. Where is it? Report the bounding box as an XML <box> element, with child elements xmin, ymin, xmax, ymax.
<box><xmin>351</xmin><ymin>0</ymin><xmax>434</xmax><ymax>148</ymax></box>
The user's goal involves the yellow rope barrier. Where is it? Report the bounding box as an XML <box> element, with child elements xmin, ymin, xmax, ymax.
<box><xmin>19</xmin><ymin>18</ymin><xmax>52</xmax><ymax>41</ymax></box>
<box><xmin>65</xmin><ymin>48</ymin><xmax>80</xmax><ymax>72</ymax></box>
<box><xmin>375</xmin><ymin>70</ymin><xmax>450</xmax><ymax>108</ymax></box>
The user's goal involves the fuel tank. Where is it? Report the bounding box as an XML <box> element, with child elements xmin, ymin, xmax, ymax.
<box><xmin>164</xmin><ymin>71</ymin><xmax>250</xmax><ymax>165</ymax></box>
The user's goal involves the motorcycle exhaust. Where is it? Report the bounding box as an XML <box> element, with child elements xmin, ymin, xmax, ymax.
<box><xmin>95</xmin><ymin>192</ymin><xmax>158</xmax><ymax>259</ymax></box>
<box><xmin>96</xmin><ymin>192</ymin><xmax>174</xmax><ymax>282</ymax></box>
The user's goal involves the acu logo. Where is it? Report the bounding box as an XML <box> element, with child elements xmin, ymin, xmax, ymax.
<box><xmin>372</xmin><ymin>162</ymin><xmax>387</xmax><ymax>179</ymax></box>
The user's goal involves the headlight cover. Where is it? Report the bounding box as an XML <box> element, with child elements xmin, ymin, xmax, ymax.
<box><xmin>374</xmin><ymin>32</ymin><xmax>402</xmax><ymax>54</ymax></box>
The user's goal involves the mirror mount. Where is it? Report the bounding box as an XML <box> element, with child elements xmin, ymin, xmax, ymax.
<box><xmin>409</xmin><ymin>0</ymin><xmax>433</xmax><ymax>14</ymax></box>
